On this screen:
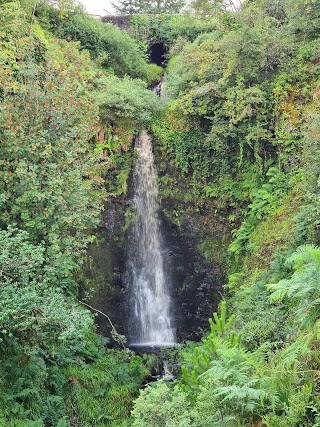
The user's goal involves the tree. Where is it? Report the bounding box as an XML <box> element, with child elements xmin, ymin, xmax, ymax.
<box><xmin>190</xmin><ymin>0</ymin><xmax>242</xmax><ymax>15</ymax></box>
<box><xmin>0</xmin><ymin>5</ymin><xmax>105</xmax><ymax>264</ymax></box>
<box><xmin>112</xmin><ymin>0</ymin><xmax>187</xmax><ymax>15</ymax></box>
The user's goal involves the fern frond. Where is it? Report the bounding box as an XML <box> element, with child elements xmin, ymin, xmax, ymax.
<box><xmin>287</xmin><ymin>244</ymin><xmax>320</xmax><ymax>269</ymax></box>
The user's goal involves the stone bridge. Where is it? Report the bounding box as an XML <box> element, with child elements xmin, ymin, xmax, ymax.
<box><xmin>99</xmin><ymin>15</ymin><xmax>166</xmax><ymax>66</ymax></box>
<box><xmin>101</xmin><ymin>15</ymin><xmax>132</xmax><ymax>30</ymax></box>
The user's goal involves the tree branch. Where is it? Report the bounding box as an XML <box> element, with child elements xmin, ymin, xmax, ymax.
<box><xmin>0</xmin><ymin>269</ymin><xmax>15</xmax><ymax>279</ymax></box>
<box><xmin>77</xmin><ymin>299</ymin><xmax>127</xmax><ymax>348</ymax></box>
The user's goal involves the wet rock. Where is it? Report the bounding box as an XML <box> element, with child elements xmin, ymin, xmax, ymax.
<box><xmin>83</xmin><ymin>142</ymin><xmax>230</xmax><ymax>345</ymax></box>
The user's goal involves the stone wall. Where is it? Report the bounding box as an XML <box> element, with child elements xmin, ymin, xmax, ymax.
<box><xmin>101</xmin><ymin>15</ymin><xmax>132</xmax><ymax>30</ymax></box>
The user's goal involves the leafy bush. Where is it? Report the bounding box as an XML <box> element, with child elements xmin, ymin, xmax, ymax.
<box><xmin>146</xmin><ymin>63</ymin><xmax>164</xmax><ymax>86</ymax></box>
<box><xmin>132</xmin><ymin>302</ymin><xmax>320</xmax><ymax>426</ymax></box>
<box><xmin>130</xmin><ymin>14</ymin><xmax>220</xmax><ymax>47</ymax></box>
<box><xmin>229</xmin><ymin>167</ymin><xmax>290</xmax><ymax>256</ymax></box>
<box><xmin>54</xmin><ymin>14</ymin><xmax>148</xmax><ymax>79</ymax></box>
<box><xmin>268</xmin><ymin>244</ymin><xmax>320</xmax><ymax>327</ymax></box>
<box><xmin>97</xmin><ymin>75</ymin><xmax>163</xmax><ymax>127</ymax></box>
<box><xmin>231</xmin><ymin>277</ymin><xmax>287</xmax><ymax>351</ymax></box>
<box><xmin>0</xmin><ymin>14</ymin><xmax>105</xmax><ymax>259</ymax></box>
<box><xmin>131</xmin><ymin>381</ymin><xmax>194</xmax><ymax>427</ymax></box>
<box><xmin>64</xmin><ymin>351</ymin><xmax>146</xmax><ymax>427</ymax></box>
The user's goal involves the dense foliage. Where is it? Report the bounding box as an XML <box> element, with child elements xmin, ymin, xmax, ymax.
<box><xmin>130</xmin><ymin>0</ymin><xmax>320</xmax><ymax>426</ymax></box>
<box><xmin>2</xmin><ymin>0</ymin><xmax>320</xmax><ymax>425</ymax></box>
<box><xmin>52</xmin><ymin>13</ymin><xmax>149</xmax><ymax>79</ymax></box>
<box><xmin>0</xmin><ymin>1</ymin><xmax>157</xmax><ymax>424</ymax></box>
<box><xmin>113</xmin><ymin>0</ymin><xmax>186</xmax><ymax>15</ymax></box>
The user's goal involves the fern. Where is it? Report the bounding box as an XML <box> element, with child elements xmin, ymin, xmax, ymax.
<box><xmin>268</xmin><ymin>244</ymin><xmax>320</xmax><ymax>326</ymax></box>
<box><xmin>287</xmin><ymin>244</ymin><xmax>320</xmax><ymax>267</ymax></box>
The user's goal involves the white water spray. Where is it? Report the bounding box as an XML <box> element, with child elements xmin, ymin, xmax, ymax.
<box><xmin>127</xmin><ymin>131</ymin><xmax>175</xmax><ymax>346</ymax></box>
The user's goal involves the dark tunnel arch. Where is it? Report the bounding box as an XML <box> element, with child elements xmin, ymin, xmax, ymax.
<box><xmin>148</xmin><ymin>41</ymin><xmax>167</xmax><ymax>66</ymax></box>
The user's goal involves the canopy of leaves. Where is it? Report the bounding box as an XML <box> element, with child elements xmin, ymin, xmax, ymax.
<box><xmin>52</xmin><ymin>14</ymin><xmax>149</xmax><ymax>79</ymax></box>
<box><xmin>2</xmin><ymin>0</ymin><xmax>320</xmax><ymax>426</ymax></box>
<box><xmin>97</xmin><ymin>75</ymin><xmax>163</xmax><ymax>126</ymax></box>
<box><xmin>113</xmin><ymin>0</ymin><xmax>186</xmax><ymax>15</ymax></box>
<box><xmin>0</xmin><ymin>227</ymin><xmax>96</xmax><ymax>362</ymax></box>
<box><xmin>130</xmin><ymin>14</ymin><xmax>220</xmax><ymax>47</ymax></box>
<box><xmin>0</xmin><ymin>3</ymin><xmax>149</xmax><ymax>423</ymax></box>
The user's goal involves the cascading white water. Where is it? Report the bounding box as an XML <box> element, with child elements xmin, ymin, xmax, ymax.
<box><xmin>127</xmin><ymin>131</ymin><xmax>175</xmax><ymax>346</ymax></box>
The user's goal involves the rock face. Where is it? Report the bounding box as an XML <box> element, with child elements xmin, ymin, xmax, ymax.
<box><xmin>84</xmin><ymin>146</ymin><xmax>229</xmax><ymax>344</ymax></box>
<box><xmin>160</xmin><ymin>205</ymin><xmax>227</xmax><ymax>341</ymax></box>
<box><xmin>83</xmin><ymin>199</ymin><xmax>128</xmax><ymax>341</ymax></box>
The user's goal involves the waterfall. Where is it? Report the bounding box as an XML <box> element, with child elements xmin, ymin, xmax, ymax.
<box><xmin>127</xmin><ymin>131</ymin><xmax>175</xmax><ymax>346</ymax></box>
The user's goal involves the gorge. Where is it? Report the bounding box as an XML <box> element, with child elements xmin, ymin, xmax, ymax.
<box><xmin>1</xmin><ymin>1</ymin><xmax>320</xmax><ymax>425</ymax></box>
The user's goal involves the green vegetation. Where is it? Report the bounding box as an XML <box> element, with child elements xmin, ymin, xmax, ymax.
<box><xmin>129</xmin><ymin>13</ymin><xmax>220</xmax><ymax>47</ymax></box>
<box><xmin>52</xmin><ymin>14</ymin><xmax>149</xmax><ymax>79</ymax></box>
<box><xmin>113</xmin><ymin>0</ymin><xmax>186</xmax><ymax>15</ymax></box>
<box><xmin>2</xmin><ymin>0</ymin><xmax>320</xmax><ymax>425</ymax></box>
<box><xmin>64</xmin><ymin>351</ymin><xmax>146</xmax><ymax>426</ymax></box>
<box><xmin>130</xmin><ymin>0</ymin><xmax>320</xmax><ymax>425</ymax></box>
<box><xmin>132</xmin><ymin>301</ymin><xmax>320</xmax><ymax>426</ymax></box>
<box><xmin>0</xmin><ymin>1</ymin><xmax>157</xmax><ymax>424</ymax></box>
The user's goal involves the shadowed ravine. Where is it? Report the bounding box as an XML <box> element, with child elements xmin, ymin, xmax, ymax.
<box><xmin>126</xmin><ymin>131</ymin><xmax>176</xmax><ymax>346</ymax></box>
